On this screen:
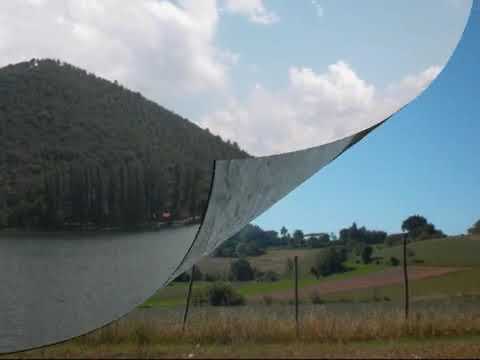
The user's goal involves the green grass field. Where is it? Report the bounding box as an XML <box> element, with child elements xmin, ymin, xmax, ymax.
<box><xmin>323</xmin><ymin>234</ymin><xmax>480</xmax><ymax>302</ymax></box>
<box><xmin>378</xmin><ymin>234</ymin><xmax>480</xmax><ymax>266</ymax></box>
<box><xmin>196</xmin><ymin>247</ymin><xmax>324</xmax><ymax>277</ymax></box>
<box><xmin>144</xmin><ymin>261</ymin><xmax>386</xmax><ymax>308</ymax></box>
<box><xmin>144</xmin><ymin>234</ymin><xmax>480</xmax><ymax>308</ymax></box>
<box><xmin>321</xmin><ymin>267</ymin><xmax>480</xmax><ymax>303</ymax></box>
<box><xmin>10</xmin><ymin>235</ymin><xmax>480</xmax><ymax>359</ymax></box>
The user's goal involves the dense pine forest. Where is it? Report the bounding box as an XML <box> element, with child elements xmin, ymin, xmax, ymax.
<box><xmin>0</xmin><ymin>59</ymin><xmax>249</xmax><ymax>231</ymax></box>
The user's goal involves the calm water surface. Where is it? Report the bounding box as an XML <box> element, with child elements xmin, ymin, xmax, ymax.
<box><xmin>0</xmin><ymin>225</ymin><xmax>198</xmax><ymax>353</ymax></box>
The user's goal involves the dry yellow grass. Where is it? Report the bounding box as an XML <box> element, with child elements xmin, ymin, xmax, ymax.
<box><xmin>6</xmin><ymin>307</ymin><xmax>480</xmax><ymax>359</ymax></box>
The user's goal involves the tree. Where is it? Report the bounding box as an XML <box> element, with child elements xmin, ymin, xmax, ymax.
<box><xmin>214</xmin><ymin>224</ymin><xmax>280</xmax><ymax>258</ymax></box>
<box><xmin>1</xmin><ymin>59</ymin><xmax>249</xmax><ymax>231</ymax></box>
<box><xmin>468</xmin><ymin>220</ymin><xmax>480</xmax><ymax>235</ymax></box>
<box><xmin>330</xmin><ymin>232</ymin><xmax>338</xmax><ymax>242</ymax></box>
<box><xmin>229</xmin><ymin>258</ymin><xmax>255</xmax><ymax>281</ymax></box>
<box><xmin>292</xmin><ymin>229</ymin><xmax>305</xmax><ymax>248</ymax></box>
<box><xmin>311</xmin><ymin>248</ymin><xmax>346</xmax><ymax>277</ymax></box>
<box><xmin>235</xmin><ymin>242</ymin><xmax>248</xmax><ymax>258</ymax></box>
<box><xmin>339</xmin><ymin>223</ymin><xmax>387</xmax><ymax>248</ymax></box>
<box><xmin>402</xmin><ymin>215</ymin><xmax>445</xmax><ymax>241</ymax></box>
<box><xmin>389</xmin><ymin>256</ymin><xmax>400</xmax><ymax>266</ymax></box>
<box><xmin>308</xmin><ymin>233</ymin><xmax>330</xmax><ymax>248</ymax></box>
<box><xmin>402</xmin><ymin>215</ymin><xmax>428</xmax><ymax>234</ymax></box>
<box><xmin>280</xmin><ymin>226</ymin><xmax>288</xmax><ymax>238</ymax></box>
<box><xmin>361</xmin><ymin>245</ymin><xmax>373</xmax><ymax>264</ymax></box>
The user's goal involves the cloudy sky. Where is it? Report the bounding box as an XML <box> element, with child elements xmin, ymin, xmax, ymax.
<box><xmin>0</xmin><ymin>0</ymin><xmax>472</xmax><ymax>155</ymax></box>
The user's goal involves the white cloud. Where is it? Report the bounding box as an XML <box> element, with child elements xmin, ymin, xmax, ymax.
<box><xmin>223</xmin><ymin>0</ymin><xmax>279</xmax><ymax>24</ymax></box>
<box><xmin>0</xmin><ymin>0</ymin><xmax>232</xmax><ymax>101</ymax></box>
<box><xmin>0</xmin><ymin>1</ymin><xmax>456</xmax><ymax>157</ymax></box>
<box><xmin>199</xmin><ymin>62</ymin><xmax>442</xmax><ymax>156</ymax></box>
<box><xmin>311</xmin><ymin>0</ymin><xmax>324</xmax><ymax>17</ymax></box>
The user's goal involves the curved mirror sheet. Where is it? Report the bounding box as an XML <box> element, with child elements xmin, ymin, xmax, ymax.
<box><xmin>171</xmin><ymin>120</ymin><xmax>383</xmax><ymax>279</ymax></box>
<box><xmin>0</xmin><ymin>58</ymin><xmax>221</xmax><ymax>352</ymax></box>
<box><xmin>0</xmin><ymin>226</ymin><xmax>198</xmax><ymax>353</ymax></box>
<box><xmin>0</xmin><ymin>0</ymin><xmax>473</xmax><ymax>355</ymax></box>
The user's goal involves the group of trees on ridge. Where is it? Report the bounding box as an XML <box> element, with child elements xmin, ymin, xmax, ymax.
<box><xmin>213</xmin><ymin>214</ymin><xmax>465</xmax><ymax>260</ymax></box>
<box><xmin>0</xmin><ymin>59</ymin><xmax>248</xmax><ymax>230</ymax></box>
<box><xmin>173</xmin><ymin>215</ymin><xmax>479</xmax><ymax>289</ymax></box>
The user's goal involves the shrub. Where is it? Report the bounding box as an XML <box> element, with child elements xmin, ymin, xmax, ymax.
<box><xmin>230</xmin><ymin>258</ymin><xmax>255</xmax><ymax>281</ymax></box>
<box><xmin>256</xmin><ymin>270</ymin><xmax>279</xmax><ymax>282</ymax></box>
<box><xmin>310</xmin><ymin>290</ymin><xmax>324</xmax><ymax>304</ymax></box>
<box><xmin>284</xmin><ymin>258</ymin><xmax>294</xmax><ymax>276</ymax></box>
<box><xmin>204</xmin><ymin>282</ymin><xmax>245</xmax><ymax>306</ymax></box>
<box><xmin>311</xmin><ymin>248</ymin><xmax>346</xmax><ymax>277</ymax></box>
<box><xmin>173</xmin><ymin>267</ymin><xmax>203</xmax><ymax>282</ymax></box>
<box><xmin>133</xmin><ymin>324</ymin><xmax>152</xmax><ymax>346</ymax></box>
<box><xmin>469</xmin><ymin>219</ymin><xmax>480</xmax><ymax>235</ymax></box>
<box><xmin>204</xmin><ymin>273</ymin><xmax>218</xmax><ymax>282</ymax></box>
<box><xmin>192</xmin><ymin>288</ymin><xmax>209</xmax><ymax>306</ymax></box>
<box><xmin>361</xmin><ymin>246</ymin><xmax>373</xmax><ymax>264</ymax></box>
<box><xmin>262</xmin><ymin>295</ymin><xmax>273</xmax><ymax>306</ymax></box>
<box><xmin>389</xmin><ymin>256</ymin><xmax>400</xmax><ymax>266</ymax></box>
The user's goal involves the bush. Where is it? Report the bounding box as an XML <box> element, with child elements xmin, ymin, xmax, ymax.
<box><xmin>173</xmin><ymin>267</ymin><xmax>203</xmax><ymax>282</ymax></box>
<box><xmin>284</xmin><ymin>258</ymin><xmax>294</xmax><ymax>276</ymax></box>
<box><xmin>262</xmin><ymin>295</ymin><xmax>273</xmax><ymax>306</ymax></box>
<box><xmin>389</xmin><ymin>256</ymin><xmax>400</xmax><ymax>266</ymax></box>
<box><xmin>204</xmin><ymin>282</ymin><xmax>245</xmax><ymax>306</ymax></box>
<box><xmin>310</xmin><ymin>290</ymin><xmax>324</xmax><ymax>304</ymax></box>
<box><xmin>204</xmin><ymin>273</ymin><xmax>218</xmax><ymax>282</ymax></box>
<box><xmin>0</xmin><ymin>211</ymin><xmax>7</xmax><ymax>229</ymax></box>
<box><xmin>311</xmin><ymin>248</ymin><xmax>346</xmax><ymax>277</ymax></box>
<box><xmin>192</xmin><ymin>288</ymin><xmax>209</xmax><ymax>306</ymax></box>
<box><xmin>469</xmin><ymin>220</ymin><xmax>480</xmax><ymax>235</ymax></box>
<box><xmin>230</xmin><ymin>258</ymin><xmax>255</xmax><ymax>281</ymax></box>
<box><xmin>256</xmin><ymin>270</ymin><xmax>279</xmax><ymax>282</ymax></box>
<box><xmin>361</xmin><ymin>246</ymin><xmax>373</xmax><ymax>264</ymax></box>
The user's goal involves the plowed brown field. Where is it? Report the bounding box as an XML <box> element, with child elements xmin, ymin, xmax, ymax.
<box><xmin>258</xmin><ymin>266</ymin><xmax>465</xmax><ymax>301</ymax></box>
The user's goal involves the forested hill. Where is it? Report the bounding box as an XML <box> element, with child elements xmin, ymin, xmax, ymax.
<box><xmin>0</xmin><ymin>58</ymin><xmax>249</xmax><ymax>230</ymax></box>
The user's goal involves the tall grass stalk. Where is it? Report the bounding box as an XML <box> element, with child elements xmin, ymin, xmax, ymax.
<box><xmin>73</xmin><ymin>308</ymin><xmax>480</xmax><ymax>347</ymax></box>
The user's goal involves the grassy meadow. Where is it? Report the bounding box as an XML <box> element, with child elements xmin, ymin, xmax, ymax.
<box><xmin>8</xmin><ymin>301</ymin><xmax>480</xmax><ymax>358</ymax></box>
<box><xmin>6</xmin><ymin>233</ymin><xmax>480</xmax><ymax>358</ymax></box>
<box><xmin>379</xmin><ymin>234</ymin><xmax>480</xmax><ymax>266</ymax></box>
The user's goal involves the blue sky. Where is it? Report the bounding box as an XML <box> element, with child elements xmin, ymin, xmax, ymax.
<box><xmin>216</xmin><ymin>0</ymin><xmax>469</xmax><ymax>92</ymax></box>
<box><xmin>0</xmin><ymin>1</ymin><xmax>471</xmax><ymax>155</ymax></box>
<box><xmin>255</xmin><ymin>3</ymin><xmax>480</xmax><ymax>236</ymax></box>
<box><xmin>0</xmin><ymin>0</ymin><xmax>475</xmax><ymax>235</ymax></box>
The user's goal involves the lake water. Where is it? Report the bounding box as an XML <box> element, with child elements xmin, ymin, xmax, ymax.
<box><xmin>0</xmin><ymin>225</ymin><xmax>198</xmax><ymax>354</ymax></box>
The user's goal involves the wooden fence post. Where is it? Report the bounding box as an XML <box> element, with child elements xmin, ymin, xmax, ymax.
<box><xmin>182</xmin><ymin>265</ymin><xmax>195</xmax><ymax>332</ymax></box>
<box><xmin>294</xmin><ymin>256</ymin><xmax>299</xmax><ymax>338</ymax></box>
<box><xmin>403</xmin><ymin>234</ymin><xmax>410</xmax><ymax>320</ymax></box>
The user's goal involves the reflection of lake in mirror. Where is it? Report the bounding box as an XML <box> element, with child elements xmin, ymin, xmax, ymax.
<box><xmin>0</xmin><ymin>60</ymin><xmax>248</xmax><ymax>233</ymax></box>
<box><xmin>0</xmin><ymin>224</ymin><xmax>199</xmax><ymax>353</ymax></box>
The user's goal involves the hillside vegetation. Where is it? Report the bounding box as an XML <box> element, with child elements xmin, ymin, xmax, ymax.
<box><xmin>0</xmin><ymin>59</ymin><xmax>248</xmax><ymax>230</ymax></box>
<box><xmin>379</xmin><ymin>234</ymin><xmax>480</xmax><ymax>267</ymax></box>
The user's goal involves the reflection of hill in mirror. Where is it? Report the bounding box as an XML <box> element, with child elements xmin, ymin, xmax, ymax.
<box><xmin>0</xmin><ymin>59</ymin><xmax>249</xmax><ymax>232</ymax></box>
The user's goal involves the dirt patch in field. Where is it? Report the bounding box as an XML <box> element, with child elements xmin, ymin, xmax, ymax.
<box><xmin>258</xmin><ymin>266</ymin><xmax>466</xmax><ymax>301</ymax></box>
